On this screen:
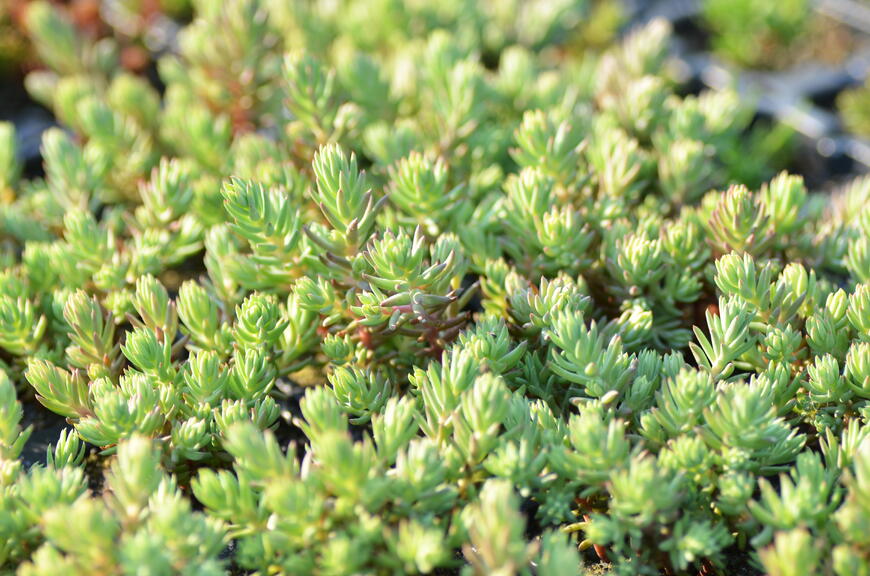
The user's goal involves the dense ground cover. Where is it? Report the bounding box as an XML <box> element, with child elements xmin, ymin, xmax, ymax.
<box><xmin>0</xmin><ymin>1</ymin><xmax>868</xmax><ymax>575</ymax></box>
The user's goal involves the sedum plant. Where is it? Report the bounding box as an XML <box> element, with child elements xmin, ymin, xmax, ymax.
<box><xmin>0</xmin><ymin>1</ymin><xmax>867</xmax><ymax>575</ymax></box>
<box><xmin>700</xmin><ymin>0</ymin><xmax>855</xmax><ymax>71</ymax></box>
<box><xmin>0</xmin><ymin>371</ymin><xmax>224</xmax><ymax>574</ymax></box>
<box><xmin>701</xmin><ymin>0</ymin><xmax>810</xmax><ymax>69</ymax></box>
<box><xmin>839</xmin><ymin>78</ymin><xmax>870</xmax><ymax>139</ymax></box>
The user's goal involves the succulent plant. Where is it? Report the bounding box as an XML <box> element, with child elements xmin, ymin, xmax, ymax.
<box><xmin>0</xmin><ymin>2</ymin><xmax>867</xmax><ymax>575</ymax></box>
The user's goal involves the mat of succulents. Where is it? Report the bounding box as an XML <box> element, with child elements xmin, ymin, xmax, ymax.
<box><xmin>0</xmin><ymin>1</ymin><xmax>869</xmax><ymax>576</ymax></box>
